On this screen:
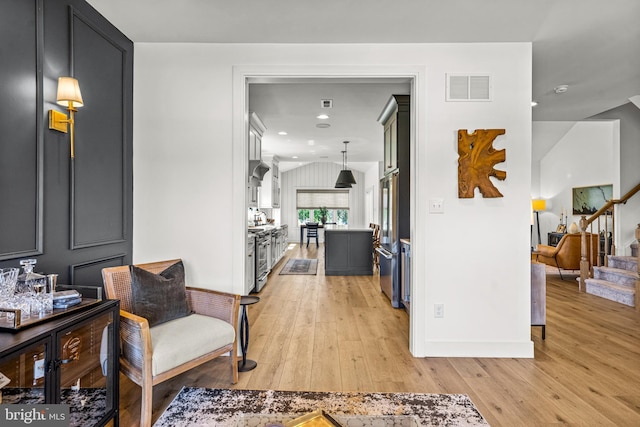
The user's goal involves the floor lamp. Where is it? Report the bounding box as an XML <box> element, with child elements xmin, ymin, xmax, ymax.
<box><xmin>532</xmin><ymin>199</ymin><xmax>547</xmax><ymax>247</ymax></box>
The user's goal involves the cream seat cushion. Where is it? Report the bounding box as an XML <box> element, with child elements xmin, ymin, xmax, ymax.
<box><xmin>149</xmin><ymin>313</ymin><xmax>235</xmax><ymax>376</ymax></box>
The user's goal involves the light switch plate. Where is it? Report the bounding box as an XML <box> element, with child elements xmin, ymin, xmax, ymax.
<box><xmin>429</xmin><ymin>198</ymin><xmax>444</xmax><ymax>214</ymax></box>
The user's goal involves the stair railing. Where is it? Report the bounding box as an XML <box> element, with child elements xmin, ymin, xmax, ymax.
<box><xmin>578</xmin><ymin>183</ymin><xmax>640</xmax><ymax>302</ymax></box>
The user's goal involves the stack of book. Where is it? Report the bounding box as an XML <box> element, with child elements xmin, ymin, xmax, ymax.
<box><xmin>53</xmin><ymin>290</ymin><xmax>82</xmax><ymax>309</ymax></box>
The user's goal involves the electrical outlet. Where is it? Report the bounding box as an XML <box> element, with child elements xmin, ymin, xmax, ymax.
<box><xmin>434</xmin><ymin>303</ymin><xmax>444</xmax><ymax>318</ymax></box>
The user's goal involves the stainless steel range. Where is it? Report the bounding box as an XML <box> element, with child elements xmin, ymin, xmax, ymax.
<box><xmin>254</xmin><ymin>230</ymin><xmax>271</xmax><ymax>292</ymax></box>
<box><xmin>246</xmin><ymin>232</ymin><xmax>256</xmax><ymax>294</ymax></box>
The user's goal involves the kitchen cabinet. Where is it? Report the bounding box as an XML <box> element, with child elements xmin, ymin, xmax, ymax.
<box><xmin>248</xmin><ymin>185</ymin><xmax>259</xmax><ymax>208</ymax></box>
<box><xmin>248</xmin><ymin>112</ymin><xmax>265</xmax><ymax>161</ymax></box>
<box><xmin>259</xmin><ymin>155</ymin><xmax>280</xmax><ymax>209</ymax></box>
<box><xmin>0</xmin><ymin>299</ymin><xmax>119</xmax><ymax>426</ymax></box>
<box><xmin>378</xmin><ymin>95</ymin><xmax>410</xmax><ymax>176</ymax></box>
<box><xmin>248</xmin><ymin>112</ymin><xmax>267</xmax><ymax>208</ymax></box>
<box><xmin>269</xmin><ymin>225</ymin><xmax>288</xmax><ymax>269</ymax></box>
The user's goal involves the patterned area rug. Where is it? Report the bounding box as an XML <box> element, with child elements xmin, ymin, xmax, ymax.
<box><xmin>279</xmin><ymin>258</ymin><xmax>318</xmax><ymax>275</ymax></box>
<box><xmin>153</xmin><ymin>387</ymin><xmax>489</xmax><ymax>426</ymax></box>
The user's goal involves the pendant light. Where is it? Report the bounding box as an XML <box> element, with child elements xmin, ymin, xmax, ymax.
<box><xmin>335</xmin><ymin>141</ymin><xmax>356</xmax><ymax>188</ymax></box>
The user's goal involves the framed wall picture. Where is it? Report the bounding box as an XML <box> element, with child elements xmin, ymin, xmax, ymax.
<box><xmin>572</xmin><ymin>184</ymin><xmax>613</xmax><ymax>215</ymax></box>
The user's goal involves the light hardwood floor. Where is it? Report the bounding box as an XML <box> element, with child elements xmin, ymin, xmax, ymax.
<box><xmin>118</xmin><ymin>244</ymin><xmax>640</xmax><ymax>426</ymax></box>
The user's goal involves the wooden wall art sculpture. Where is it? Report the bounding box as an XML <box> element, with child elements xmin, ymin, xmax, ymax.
<box><xmin>457</xmin><ymin>129</ymin><xmax>506</xmax><ymax>198</ymax></box>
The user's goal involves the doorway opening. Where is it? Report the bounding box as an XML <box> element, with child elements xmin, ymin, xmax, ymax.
<box><xmin>233</xmin><ymin>66</ymin><xmax>425</xmax><ymax>356</ymax></box>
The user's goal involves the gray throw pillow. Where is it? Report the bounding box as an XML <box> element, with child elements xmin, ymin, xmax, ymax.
<box><xmin>130</xmin><ymin>261</ymin><xmax>191</xmax><ymax>327</ymax></box>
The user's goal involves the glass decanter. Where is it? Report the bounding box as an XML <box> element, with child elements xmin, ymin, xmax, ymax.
<box><xmin>16</xmin><ymin>259</ymin><xmax>46</xmax><ymax>295</ymax></box>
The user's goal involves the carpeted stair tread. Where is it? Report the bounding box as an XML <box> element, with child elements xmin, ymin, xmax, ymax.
<box><xmin>586</xmin><ymin>278</ymin><xmax>635</xmax><ymax>307</ymax></box>
<box><xmin>593</xmin><ymin>266</ymin><xmax>639</xmax><ymax>286</ymax></box>
<box><xmin>607</xmin><ymin>255</ymin><xmax>637</xmax><ymax>271</ymax></box>
<box><xmin>585</xmin><ymin>278</ymin><xmax>636</xmax><ymax>294</ymax></box>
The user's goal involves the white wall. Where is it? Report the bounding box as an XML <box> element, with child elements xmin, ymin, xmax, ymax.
<box><xmin>538</xmin><ymin>121</ymin><xmax>619</xmax><ymax>245</ymax></box>
<box><xmin>133</xmin><ymin>42</ymin><xmax>533</xmax><ymax>357</ymax></box>
<box><xmin>363</xmin><ymin>162</ymin><xmax>382</xmax><ymax>226</ymax></box>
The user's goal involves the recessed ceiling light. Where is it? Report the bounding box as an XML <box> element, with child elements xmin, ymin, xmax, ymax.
<box><xmin>278</xmin><ymin>131</ymin><xmax>287</xmax><ymax>135</ymax></box>
<box><xmin>292</xmin><ymin>156</ymin><xmax>298</xmax><ymax>159</ymax></box>
<box><xmin>554</xmin><ymin>85</ymin><xmax>568</xmax><ymax>94</ymax></box>
<box><xmin>531</xmin><ymin>101</ymin><xmax>538</xmax><ymax>107</ymax></box>
<box><xmin>316</xmin><ymin>123</ymin><xmax>331</xmax><ymax>128</ymax></box>
<box><xmin>316</xmin><ymin>114</ymin><xmax>329</xmax><ymax>120</ymax></box>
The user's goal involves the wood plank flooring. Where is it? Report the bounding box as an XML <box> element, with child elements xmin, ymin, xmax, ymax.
<box><xmin>117</xmin><ymin>244</ymin><xmax>640</xmax><ymax>426</ymax></box>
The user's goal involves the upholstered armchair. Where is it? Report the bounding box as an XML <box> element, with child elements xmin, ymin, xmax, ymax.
<box><xmin>102</xmin><ymin>259</ymin><xmax>240</xmax><ymax>427</ymax></box>
<box><xmin>535</xmin><ymin>233</ymin><xmax>599</xmax><ymax>279</ymax></box>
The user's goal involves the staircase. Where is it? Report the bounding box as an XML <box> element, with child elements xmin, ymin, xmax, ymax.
<box><xmin>585</xmin><ymin>255</ymin><xmax>639</xmax><ymax>306</ymax></box>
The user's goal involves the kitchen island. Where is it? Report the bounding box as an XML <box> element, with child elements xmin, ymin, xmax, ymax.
<box><xmin>324</xmin><ymin>226</ymin><xmax>373</xmax><ymax>276</ymax></box>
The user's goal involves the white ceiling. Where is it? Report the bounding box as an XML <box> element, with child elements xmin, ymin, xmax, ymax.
<box><xmin>87</xmin><ymin>0</ymin><xmax>640</xmax><ymax>169</ymax></box>
<box><xmin>249</xmin><ymin>81</ymin><xmax>410</xmax><ymax>170</ymax></box>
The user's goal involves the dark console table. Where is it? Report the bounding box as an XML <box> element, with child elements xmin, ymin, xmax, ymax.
<box><xmin>0</xmin><ymin>299</ymin><xmax>120</xmax><ymax>426</ymax></box>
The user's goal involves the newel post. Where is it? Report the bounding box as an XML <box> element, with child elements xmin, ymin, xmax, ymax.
<box><xmin>579</xmin><ymin>216</ymin><xmax>589</xmax><ymax>292</ymax></box>
<box><xmin>635</xmin><ymin>224</ymin><xmax>640</xmax><ymax>310</ymax></box>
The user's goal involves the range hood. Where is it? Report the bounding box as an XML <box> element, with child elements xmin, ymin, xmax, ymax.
<box><xmin>249</xmin><ymin>159</ymin><xmax>270</xmax><ymax>181</ymax></box>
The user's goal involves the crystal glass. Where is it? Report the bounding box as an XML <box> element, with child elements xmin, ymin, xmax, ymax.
<box><xmin>0</xmin><ymin>267</ymin><xmax>19</xmax><ymax>302</ymax></box>
<box><xmin>4</xmin><ymin>294</ymin><xmax>32</xmax><ymax>322</ymax></box>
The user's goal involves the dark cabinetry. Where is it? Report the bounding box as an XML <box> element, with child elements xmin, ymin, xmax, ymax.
<box><xmin>377</xmin><ymin>95</ymin><xmax>411</xmax><ymax>308</ymax></box>
<box><xmin>547</xmin><ymin>232</ymin><xmax>565</xmax><ymax>246</ymax></box>
<box><xmin>325</xmin><ymin>229</ymin><xmax>373</xmax><ymax>276</ymax></box>
<box><xmin>0</xmin><ymin>300</ymin><xmax>119</xmax><ymax>426</ymax></box>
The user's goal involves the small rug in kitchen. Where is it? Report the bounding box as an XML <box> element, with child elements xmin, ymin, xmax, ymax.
<box><xmin>279</xmin><ymin>258</ymin><xmax>318</xmax><ymax>275</ymax></box>
<box><xmin>153</xmin><ymin>387</ymin><xmax>489</xmax><ymax>426</ymax></box>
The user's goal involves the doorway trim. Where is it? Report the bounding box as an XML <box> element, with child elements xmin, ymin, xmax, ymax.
<box><xmin>232</xmin><ymin>64</ymin><xmax>427</xmax><ymax>356</ymax></box>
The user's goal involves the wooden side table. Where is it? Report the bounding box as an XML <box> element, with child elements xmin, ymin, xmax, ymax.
<box><xmin>238</xmin><ymin>295</ymin><xmax>260</xmax><ymax>372</ymax></box>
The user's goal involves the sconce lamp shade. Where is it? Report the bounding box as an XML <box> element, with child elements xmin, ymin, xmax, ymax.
<box><xmin>56</xmin><ymin>77</ymin><xmax>83</xmax><ymax>108</ymax></box>
<box><xmin>532</xmin><ymin>199</ymin><xmax>546</xmax><ymax>212</ymax></box>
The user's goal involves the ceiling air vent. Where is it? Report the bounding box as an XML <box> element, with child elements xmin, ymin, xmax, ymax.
<box><xmin>321</xmin><ymin>99</ymin><xmax>333</xmax><ymax>108</ymax></box>
<box><xmin>446</xmin><ymin>74</ymin><xmax>492</xmax><ymax>101</ymax></box>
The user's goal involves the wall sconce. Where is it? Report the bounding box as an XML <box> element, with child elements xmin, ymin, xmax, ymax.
<box><xmin>49</xmin><ymin>77</ymin><xmax>83</xmax><ymax>158</ymax></box>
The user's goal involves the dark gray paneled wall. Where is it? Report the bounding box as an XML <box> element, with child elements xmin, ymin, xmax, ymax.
<box><xmin>0</xmin><ymin>0</ymin><xmax>43</xmax><ymax>259</ymax></box>
<box><xmin>0</xmin><ymin>0</ymin><xmax>133</xmax><ymax>285</ymax></box>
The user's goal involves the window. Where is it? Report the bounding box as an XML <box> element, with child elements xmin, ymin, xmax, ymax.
<box><xmin>296</xmin><ymin>190</ymin><xmax>349</xmax><ymax>225</ymax></box>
